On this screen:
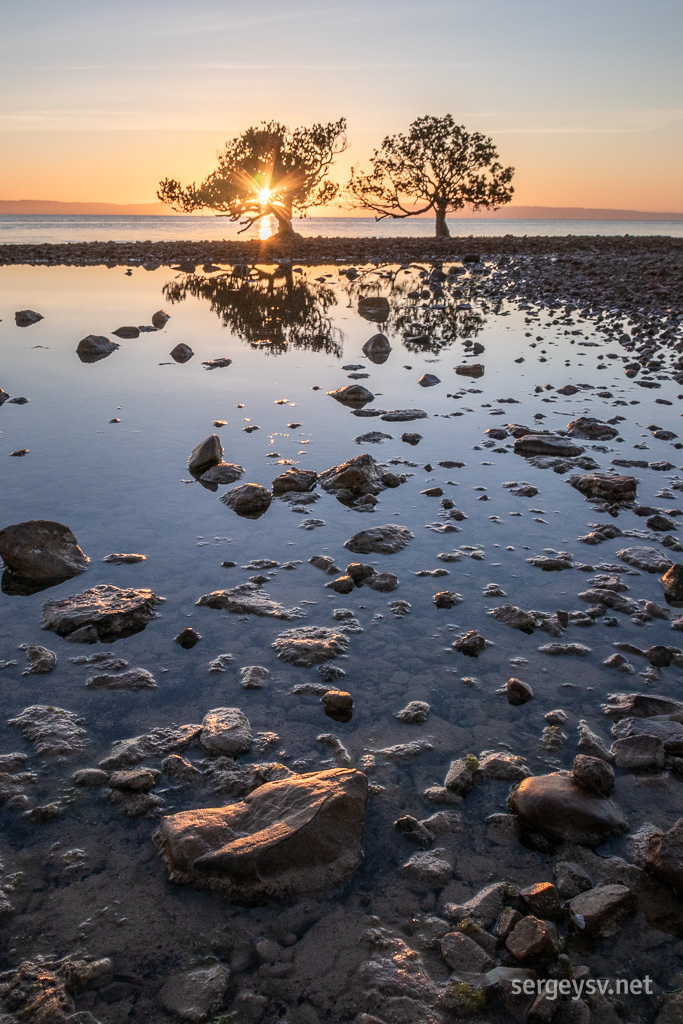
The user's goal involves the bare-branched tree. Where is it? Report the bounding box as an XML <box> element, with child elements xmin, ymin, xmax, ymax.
<box><xmin>346</xmin><ymin>115</ymin><xmax>514</xmax><ymax>237</ymax></box>
<box><xmin>158</xmin><ymin>119</ymin><xmax>347</xmax><ymax>238</ymax></box>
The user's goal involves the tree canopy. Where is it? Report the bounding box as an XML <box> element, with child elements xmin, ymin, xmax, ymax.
<box><xmin>157</xmin><ymin>119</ymin><xmax>347</xmax><ymax>237</ymax></box>
<box><xmin>346</xmin><ymin>115</ymin><xmax>514</xmax><ymax>237</ymax></box>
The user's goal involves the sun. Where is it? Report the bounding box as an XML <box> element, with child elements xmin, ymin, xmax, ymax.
<box><xmin>258</xmin><ymin>187</ymin><xmax>272</xmax><ymax>204</ymax></box>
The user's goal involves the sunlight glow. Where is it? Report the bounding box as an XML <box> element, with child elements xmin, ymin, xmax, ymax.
<box><xmin>258</xmin><ymin>187</ymin><xmax>272</xmax><ymax>204</ymax></box>
<box><xmin>259</xmin><ymin>215</ymin><xmax>273</xmax><ymax>240</ymax></box>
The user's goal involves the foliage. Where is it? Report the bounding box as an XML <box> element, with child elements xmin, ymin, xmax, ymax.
<box><xmin>158</xmin><ymin>119</ymin><xmax>347</xmax><ymax>236</ymax></box>
<box><xmin>346</xmin><ymin>115</ymin><xmax>514</xmax><ymax>236</ymax></box>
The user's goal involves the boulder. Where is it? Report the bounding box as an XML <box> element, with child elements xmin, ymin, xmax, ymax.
<box><xmin>618</xmin><ymin>546</ymin><xmax>673</xmax><ymax>572</ymax></box>
<box><xmin>220</xmin><ymin>483</ymin><xmax>272</xmax><ymax>518</ymax></box>
<box><xmin>327</xmin><ymin>384</ymin><xmax>374</xmax><ymax>407</ymax></box>
<box><xmin>199</xmin><ymin>463</ymin><xmax>244</xmax><ymax>485</ymax></box>
<box><xmin>112</xmin><ymin>325</ymin><xmax>140</xmax><ymax>339</ymax></box>
<box><xmin>440</xmin><ymin>932</ymin><xmax>495</xmax><ymax>973</ymax></box>
<box><xmin>362</xmin><ymin>332</ymin><xmax>391</xmax><ymax>363</ymax></box>
<box><xmin>455</xmin><ymin>363</ymin><xmax>485</xmax><ymax>378</ymax></box>
<box><xmin>505</xmin><ymin>916</ymin><xmax>559</xmax><ymax>964</ymax></box>
<box><xmin>506</xmin><ymin>677</ymin><xmax>534</xmax><ymax>705</ymax></box>
<box><xmin>154</xmin><ymin>767</ymin><xmax>367</xmax><ymax>901</ymax></box>
<box><xmin>200</xmin><ymin>708</ymin><xmax>251</xmax><ymax>757</ymax></box>
<box><xmin>572</xmin><ymin>754</ymin><xmax>615</xmax><ymax>796</ymax></box>
<box><xmin>661</xmin><ymin>564</ymin><xmax>683</xmax><ymax>605</ymax></box>
<box><xmin>566</xmin><ymin>417</ymin><xmax>619</xmax><ymax>440</ymax></box>
<box><xmin>76</xmin><ymin>334</ymin><xmax>119</xmax><ymax>362</ymax></box>
<box><xmin>0</xmin><ymin>520</ymin><xmax>89</xmax><ymax>582</ymax></box>
<box><xmin>272</xmin><ymin>467</ymin><xmax>317</xmax><ymax>495</ymax></box>
<box><xmin>42</xmin><ymin>584</ymin><xmax>163</xmax><ymax>641</ymax></box>
<box><xmin>344</xmin><ymin>524</ymin><xmax>413</xmax><ymax>555</ymax></box>
<box><xmin>514</xmin><ymin>434</ymin><xmax>584</xmax><ymax>457</ymax></box>
<box><xmin>318</xmin><ymin>453</ymin><xmax>384</xmax><ymax>498</ymax></box>
<box><xmin>170</xmin><ymin>343</ymin><xmax>194</xmax><ymax>363</ymax></box>
<box><xmin>646</xmin><ymin>819</ymin><xmax>683</xmax><ymax>892</ymax></box>
<box><xmin>15</xmin><ymin>310</ymin><xmax>43</xmax><ymax>327</ymax></box>
<box><xmin>602</xmin><ymin>692</ymin><xmax>683</xmax><ymax>721</ymax></box>
<box><xmin>188</xmin><ymin>435</ymin><xmax>223</xmax><ymax>474</ymax></box>
<box><xmin>568</xmin><ymin>883</ymin><xmax>634</xmax><ymax>936</ymax></box>
<box><xmin>22</xmin><ymin>645</ymin><xmax>56</xmax><ymax>676</ymax></box>
<box><xmin>490</xmin><ymin>603</ymin><xmax>537</xmax><ymax>634</ymax></box>
<box><xmin>509</xmin><ymin>773</ymin><xmax>628</xmax><ymax>846</ymax></box>
<box><xmin>418</xmin><ymin>374</ymin><xmax>440</xmax><ymax>387</ymax></box>
<box><xmin>612</xmin><ymin>735</ymin><xmax>666</xmax><ymax>771</ymax></box>
<box><xmin>570</xmin><ymin>473</ymin><xmax>638</xmax><ymax>502</ymax></box>
<box><xmin>152</xmin><ymin>309</ymin><xmax>170</xmax><ymax>329</ymax></box>
<box><xmin>519</xmin><ymin>881</ymin><xmax>564</xmax><ymax>920</ymax></box>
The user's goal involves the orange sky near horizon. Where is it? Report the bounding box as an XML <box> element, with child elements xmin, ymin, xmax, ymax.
<box><xmin>2</xmin><ymin>0</ymin><xmax>682</xmax><ymax>213</ymax></box>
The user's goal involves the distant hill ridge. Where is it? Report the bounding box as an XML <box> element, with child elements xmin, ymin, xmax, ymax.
<box><xmin>0</xmin><ymin>199</ymin><xmax>682</xmax><ymax>221</ymax></box>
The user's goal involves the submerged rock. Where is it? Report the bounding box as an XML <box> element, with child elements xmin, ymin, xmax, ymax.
<box><xmin>85</xmin><ymin>667</ymin><xmax>156</xmax><ymax>690</ymax></box>
<box><xmin>344</xmin><ymin>524</ymin><xmax>413</xmax><ymax>555</ymax></box>
<box><xmin>272</xmin><ymin>625</ymin><xmax>349</xmax><ymax>666</ymax></box>
<box><xmin>197</xmin><ymin>582</ymin><xmax>303</xmax><ymax>620</ymax></box>
<box><xmin>99</xmin><ymin>724</ymin><xmax>201</xmax><ymax>770</ymax></box>
<box><xmin>567</xmin><ymin>416</ymin><xmax>619</xmax><ymax>440</ymax></box>
<box><xmin>42</xmin><ymin>584</ymin><xmax>163</xmax><ymax>641</ymax></box>
<box><xmin>76</xmin><ymin>334</ymin><xmax>119</xmax><ymax>362</ymax></box>
<box><xmin>221</xmin><ymin>483</ymin><xmax>272</xmax><ymax>518</ymax></box>
<box><xmin>8</xmin><ymin>704</ymin><xmax>87</xmax><ymax>756</ymax></box>
<box><xmin>509</xmin><ymin>773</ymin><xmax>627</xmax><ymax>846</ymax></box>
<box><xmin>0</xmin><ymin>520</ymin><xmax>89</xmax><ymax>583</ymax></box>
<box><xmin>570</xmin><ymin>473</ymin><xmax>638</xmax><ymax>502</ymax></box>
<box><xmin>154</xmin><ymin>767</ymin><xmax>367</xmax><ymax>901</ymax></box>
<box><xmin>22</xmin><ymin>644</ymin><xmax>56</xmax><ymax>676</ymax></box>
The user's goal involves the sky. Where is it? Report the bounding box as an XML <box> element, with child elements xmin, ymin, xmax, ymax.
<box><xmin>1</xmin><ymin>0</ymin><xmax>682</xmax><ymax>211</ymax></box>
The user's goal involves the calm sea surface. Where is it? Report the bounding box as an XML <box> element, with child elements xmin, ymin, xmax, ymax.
<box><xmin>1</xmin><ymin>213</ymin><xmax>682</xmax><ymax>244</ymax></box>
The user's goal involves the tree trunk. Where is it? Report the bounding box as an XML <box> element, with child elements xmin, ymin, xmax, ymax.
<box><xmin>272</xmin><ymin>197</ymin><xmax>295</xmax><ymax>237</ymax></box>
<box><xmin>435</xmin><ymin>204</ymin><xmax>450</xmax><ymax>238</ymax></box>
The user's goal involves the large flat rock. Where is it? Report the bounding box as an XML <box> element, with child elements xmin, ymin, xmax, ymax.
<box><xmin>0</xmin><ymin>520</ymin><xmax>89</xmax><ymax>582</ymax></box>
<box><xmin>42</xmin><ymin>584</ymin><xmax>163</xmax><ymax>641</ymax></box>
<box><xmin>154</xmin><ymin>767</ymin><xmax>368</xmax><ymax>901</ymax></box>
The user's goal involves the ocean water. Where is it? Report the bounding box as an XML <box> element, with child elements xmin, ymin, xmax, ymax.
<box><xmin>1</xmin><ymin>213</ymin><xmax>683</xmax><ymax>244</ymax></box>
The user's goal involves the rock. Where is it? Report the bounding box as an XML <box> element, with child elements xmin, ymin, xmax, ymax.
<box><xmin>455</xmin><ymin>363</ymin><xmax>484</xmax><ymax>378</ymax></box>
<box><xmin>0</xmin><ymin>520</ymin><xmax>89</xmax><ymax>582</ymax></box>
<box><xmin>491</xmin><ymin>604</ymin><xmax>537</xmax><ymax>634</ymax></box>
<box><xmin>344</xmin><ymin>524</ymin><xmax>413</xmax><ymax>555</ymax></box>
<box><xmin>220</xmin><ymin>483</ymin><xmax>272</xmax><ymax>518</ymax></box>
<box><xmin>570</xmin><ymin>473</ymin><xmax>638</xmax><ymax>502</ymax></box>
<box><xmin>196</xmin><ymin>582</ymin><xmax>302</xmax><ymax>619</ymax></box>
<box><xmin>158</xmin><ymin>964</ymin><xmax>230</xmax><ymax>1022</ymax></box>
<box><xmin>154</xmin><ymin>767</ymin><xmax>367</xmax><ymax>900</ymax></box>
<box><xmin>162</xmin><ymin>754</ymin><xmax>203</xmax><ymax>783</ymax></box>
<box><xmin>418</xmin><ymin>374</ymin><xmax>440</xmax><ymax>387</ymax></box>
<box><xmin>566</xmin><ymin>417</ymin><xmax>619</xmax><ymax>440</ymax></box>
<box><xmin>539</xmin><ymin>642</ymin><xmax>591</xmax><ymax>657</ymax></box>
<box><xmin>99</xmin><ymin>724</ymin><xmax>201</xmax><ymax>770</ymax></box>
<box><xmin>365</xmin><ymin>570</ymin><xmax>399</xmax><ymax>592</ymax></box>
<box><xmin>354</xmin><ymin>431</ymin><xmax>393</xmax><ymax>445</ymax></box>
<box><xmin>170</xmin><ymin>343</ymin><xmax>194</xmax><ymax>362</ymax></box>
<box><xmin>477</xmin><ymin>751</ymin><xmax>531</xmax><ymax>782</ymax></box>
<box><xmin>646</xmin><ymin>818</ymin><xmax>683</xmax><ymax>892</ymax></box>
<box><xmin>327</xmin><ymin>384</ymin><xmax>374</xmax><ymax>406</ymax></box>
<box><xmin>433</xmin><ymin>590</ymin><xmax>462</xmax><ymax>609</ymax></box>
<box><xmin>272</xmin><ymin>625</ymin><xmax>349</xmax><ymax>666</ymax></box>
<box><xmin>661</xmin><ymin>563</ymin><xmax>683</xmax><ymax>605</ymax></box>
<box><xmin>22</xmin><ymin>644</ymin><xmax>56</xmax><ymax>675</ymax></box>
<box><xmin>200</xmin><ymin>708</ymin><xmax>251</xmax><ymax>757</ymax></box>
<box><xmin>85</xmin><ymin>667</ymin><xmax>156</xmax><ymax>690</ymax></box>
<box><xmin>397</xmin><ymin>701</ymin><xmax>430</xmax><ymax>724</ymax></box>
<box><xmin>102</xmin><ymin>552</ymin><xmax>146</xmax><ymax>564</ymax></box>
<box><xmin>321</xmin><ymin>690</ymin><xmax>353</xmax><ymax>721</ymax></box>
<box><xmin>152</xmin><ymin>309</ymin><xmax>170</xmax><ymax>329</ymax></box>
<box><xmin>199</xmin><ymin>462</ymin><xmax>244</xmax><ymax>485</ymax></box>
<box><xmin>272</xmin><ymin>467</ymin><xmax>317</xmax><ymax>495</ymax></box>
<box><xmin>618</xmin><ymin>546</ymin><xmax>673</xmax><ymax>572</ymax></box>
<box><xmin>240</xmin><ymin>665</ymin><xmax>270</xmax><ymax>689</ymax></box>
<box><xmin>42</xmin><ymin>584</ymin><xmax>163</xmax><ymax>641</ymax></box>
<box><xmin>506</xmin><ymin>677</ymin><xmax>534</xmax><ymax>705</ymax></box>
<box><xmin>515</xmin><ymin>434</ymin><xmax>584</xmax><ymax>457</ymax></box>
<box><xmin>15</xmin><ymin>309</ymin><xmax>43</xmax><ymax>326</ymax></box>
<box><xmin>613</xmin><ymin>735</ymin><xmax>666</xmax><ymax>771</ymax></box>
<box><xmin>0</xmin><ymin>388</ymin><xmax>10</xmax><ymax>406</ymax></box>
<box><xmin>577</xmin><ymin>720</ymin><xmax>614</xmax><ymax>761</ymax></box>
<box><xmin>445</xmin><ymin>755</ymin><xmax>479</xmax><ymax>795</ymax></box>
<box><xmin>612</xmin><ymin>716</ymin><xmax>683</xmax><ymax>754</ymax></box>
<box><xmin>401</xmin><ymin>848</ymin><xmax>452</xmax><ymax>886</ymax></box>
<box><xmin>505</xmin><ymin>916</ymin><xmax>559</xmax><ymax>964</ymax></box>
<box><xmin>440</xmin><ymin>932</ymin><xmax>495</xmax><ymax>973</ymax></box>
<box><xmin>553</xmin><ymin>861</ymin><xmax>593</xmax><ymax>899</ymax></box>
<box><xmin>452</xmin><ymin>630</ymin><xmax>487</xmax><ymax>656</ymax></box>
<box><xmin>509</xmin><ymin>774</ymin><xmax>627</xmax><ymax>845</ymax></box>
<box><xmin>72</xmin><ymin>768</ymin><xmax>109</xmax><ymax>787</ymax></box>
<box><xmin>445</xmin><ymin>881</ymin><xmax>514</xmax><ymax>928</ymax></box>
<box><xmin>109</xmin><ymin>768</ymin><xmax>159</xmax><ymax>792</ymax></box>
<box><xmin>8</xmin><ymin>704</ymin><xmax>87</xmax><ymax>756</ymax></box>
<box><xmin>380</xmin><ymin>408</ymin><xmax>428</xmax><ymax>422</ymax></box>
<box><xmin>188</xmin><ymin>435</ymin><xmax>223</xmax><ymax>474</ymax></box>
<box><xmin>572</xmin><ymin>755</ymin><xmax>615</xmax><ymax>795</ymax></box>
<box><xmin>309</xmin><ymin>554</ymin><xmax>340</xmax><ymax>575</ymax></box>
<box><xmin>174</xmin><ymin>627</ymin><xmax>202</xmax><ymax>649</ymax></box>
<box><xmin>358</xmin><ymin>298</ymin><xmax>390</xmax><ymax>322</ymax></box>
<box><xmin>568</xmin><ymin>884</ymin><xmax>634</xmax><ymax>936</ymax></box>
<box><xmin>362</xmin><ymin>332</ymin><xmax>391</xmax><ymax>362</ymax></box>
<box><xmin>318</xmin><ymin>453</ymin><xmax>384</xmax><ymax>498</ymax></box>
<box><xmin>76</xmin><ymin>334</ymin><xmax>119</xmax><ymax>362</ymax></box>
<box><xmin>112</xmin><ymin>325</ymin><xmax>140</xmax><ymax>339</ymax></box>
<box><xmin>520</xmin><ymin>881</ymin><xmax>564</xmax><ymax>920</ymax></box>
<box><xmin>395</xmin><ymin>815</ymin><xmax>434</xmax><ymax>848</ymax></box>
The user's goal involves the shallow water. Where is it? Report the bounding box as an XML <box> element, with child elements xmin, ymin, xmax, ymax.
<box><xmin>0</xmin><ymin>259</ymin><xmax>682</xmax><ymax>1022</ymax></box>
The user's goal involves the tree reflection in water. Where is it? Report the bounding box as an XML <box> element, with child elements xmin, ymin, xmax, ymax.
<box><xmin>163</xmin><ymin>264</ymin><xmax>342</xmax><ymax>356</ymax></box>
<box><xmin>340</xmin><ymin>262</ymin><xmax>489</xmax><ymax>355</ymax></box>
